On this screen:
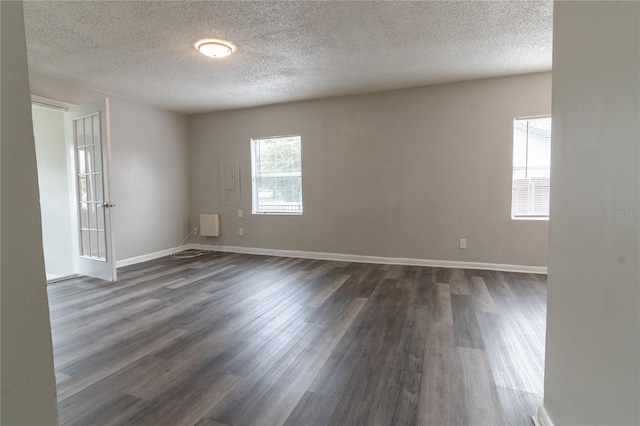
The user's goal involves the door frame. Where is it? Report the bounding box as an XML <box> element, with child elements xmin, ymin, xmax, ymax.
<box><xmin>31</xmin><ymin>94</ymin><xmax>118</xmax><ymax>282</ymax></box>
<box><xmin>31</xmin><ymin>94</ymin><xmax>75</xmax><ymax>111</ymax></box>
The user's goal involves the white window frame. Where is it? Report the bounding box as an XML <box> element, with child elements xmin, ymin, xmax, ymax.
<box><xmin>250</xmin><ymin>135</ymin><xmax>303</xmax><ymax>215</ymax></box>
<box><xmin>511</xmin><ymin>115</ymin><xmax>551</xmax><ymax>221</ymax></box>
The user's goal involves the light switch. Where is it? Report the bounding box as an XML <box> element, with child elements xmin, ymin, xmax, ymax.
<box><xmin>238</xmin><ymin>209</ymin><xmax>243</xmax><ymax>218</ymax></box>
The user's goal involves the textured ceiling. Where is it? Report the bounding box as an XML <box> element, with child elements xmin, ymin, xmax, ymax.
<box><xmin>24</xmin><ymin>1</ymin><xmax>553</xmax><ymax>115</ymax></box>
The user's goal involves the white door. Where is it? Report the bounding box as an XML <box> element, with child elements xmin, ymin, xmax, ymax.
<box><xmin>69</xmin><ymin>98</ymin><xmax>117</xmax><ymax>281</ymax></box>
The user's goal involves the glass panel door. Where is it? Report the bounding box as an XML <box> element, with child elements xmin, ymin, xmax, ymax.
<box><xmin>74</xmin><ymin>112</ymin><xmax>107</xmax><ymax>260</ymax></box>
<box><xmin>69</xmin><ymin>98</ymin><xmax>116</xmax><ymax>281</ymax></box>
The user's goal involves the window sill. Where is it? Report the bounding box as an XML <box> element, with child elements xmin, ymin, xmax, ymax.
<box><xmin>252</xmin><ymin>212</ymin><xmax>303</xmax><ymax>216</ymax></box>
<box><xmin>511</xmin><ymin>216</ymin><xmax>549</xmax><ymax>221</ymax></box>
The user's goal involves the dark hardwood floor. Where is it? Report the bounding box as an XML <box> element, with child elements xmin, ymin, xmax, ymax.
<box><xmin>47</xmin><ymin>252</ymin><xmax>546</xmax><ymax>426</ymax></box>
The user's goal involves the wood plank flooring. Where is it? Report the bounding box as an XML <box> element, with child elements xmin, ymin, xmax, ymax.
<box><xmin>47</xmin><ymin>252</ymin><xmax>546</xmax><ymax>426</ymax></box>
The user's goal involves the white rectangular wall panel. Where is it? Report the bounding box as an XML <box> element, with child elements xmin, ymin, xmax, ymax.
<box><xmin>200</xmin><ymin>213</ymin><xmax>220</xmax><ymax>237</ymax></box>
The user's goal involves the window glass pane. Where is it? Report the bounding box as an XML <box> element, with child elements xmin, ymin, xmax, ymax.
<box><xmin>79</xmin><ymin>202</ymin><xmax>89</xmax><ymax>229</ymax></box>
<box><xmin>92</xmin><ymin>114</ymin><xmax>100</xmax><ymax>143</ymax></box>
<box><xmin>84</xmin><ymin>116</ymin><xmax>93</xmax><ymax>146</ymax></box>
<box><xmin>256</xmin><ymin>136</ymin><xmax>301</xmax><ymax>175</ymax></box>
<box><xmin>97</xmin><ymin>205</ymin><xmax>105</xmax><ymax>232</ymax></box>
<box><xmin>88</xmin><ymin>201</ymin><xmax>96</xmax><ymax>230</ymax></box>
<box><xmin>84</xmin><ymin>145</ymin><xmax>94</xmax><ymax>174</ymax></box>
<box><xmin>75</xmin><ymin>118</ymin><xmax>84</xmax><ymax>147</ymax></box>
<box><xmin>95</xmin><ymin>173</ymin><xmax>104</xmax><ymax>203</ymax></box>
<box><xmin>252</xmin><ymin>136</ymin><xmax>302</xmax><ymax>214</ymax></box>
<box><xmin>98</xmin><ymin>231</ymin><xmax>106</xmax><ymax>260</ymax></box>
<box><xmin>78</xmin><ymin>176</ymin><xmax>88</xmax><ymax>202</ymax></box>
<box><xmin>93</xmin><ymin>142</ymin><xmax>102</xmax><ymax>174</ymax></box>
<box><xmin>92</xmin><ymin>114</ymin><xmax>102</xmax><ymax>172</ymax></box>
<box><xmin>526</xmin><ymin>118</ymin><xmax>551</xmax><ymax>177</ymax></box>
<box><xmin>81</xmin><ymin>230</ymin><xmax>90</xmax><ymax>256</ymax></box>
<box><xmin>90</xmin><ymin>230</ymin><xmax>99</xmax><ymax>257</ymax></box>
<box><xmin>512</xmin><ymin>117</ymin><xmax>551</xmax><ymax>218</ymax></box>
<box><xmin>513</xmin><ymin>121</ymin><xmax>528</xmax><ymax>179</ymax></box>
<box><xmin>86</xmin><ymin>175</ymin><xmax>96</xmax><ymax>202</ymax></box>
<box><xmin>77</xmin><ymin>148</ymin><xmax>87</xmax><ymax>175</ymax></box>
<box><xmin>256</xmin><ymin>176</ymin><xmax>302</xmax><ymax>213</ymax></box>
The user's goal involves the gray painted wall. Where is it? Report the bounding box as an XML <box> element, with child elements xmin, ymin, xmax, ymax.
<box><xmin>29</xmin><ymin>72</ymin><xmax>190</xmax><ymax>261</ymax></box>
<box><xmin>108</xmin><ymin>97</ymin><xmax>189</xmax><ymax>260</ymax></box>
<box><xmin>0</xmin><ymin>1</ymin><xmax>59</xmax><ymax>423</ymax></box>
<box><xmin>33</xmin><ymin>106</ymin><xmax>75</xmax><ymax>279</ymax></box>
<box><xmin>189</xmin><ymin>72</ymin><xmax>551</xmax><ymax>267</ymax></box>
<box><xmin>543</xmin><ymin>2</ymin><xmax>640</xmax><ymax>425</ymax></box>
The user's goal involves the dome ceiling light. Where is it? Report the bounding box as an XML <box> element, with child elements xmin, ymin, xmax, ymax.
<box><xmin>195</xmin><ymin>39</ymin><xmax>234</xmax><ymax>58</ymax></box>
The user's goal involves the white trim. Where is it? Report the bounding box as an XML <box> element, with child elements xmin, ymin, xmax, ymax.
<box><xmin>46</xmin><ymin>274</ymin><xmax>79</xmax><ymax>284</ymax></box>
<box><xmin>116</xmin><ymin>243</ymin><xmax>548</xmax><ymax>274</ymax></box>
<box><xmin>186</xmin><ymin>244</ymin><xmax>548</xmax><ymax>274</ymax></box>
<box><xmin>31</xmin><ymin>94</ymin><xmax>76</xmax><ymax>111</ymax></box>
<box><xmin>514</xmin><ymin>114</ymin><xmax>552</xmax><ymax>120</ymax></box>
<box><xmin>252</xmin><ymin>211</ymin><xmax>303</xmax><ymax>216</ymax></box>
<box><xmin>537</xmin><ymin>405</ymin><xmax>555</xmax><ymax>426</ymax></box>
<box><xmin>116</xmin><ymin>245</ymin><xmax>189</xmax><ymax>268</ymax></box>
<box><xmin>250</xmin><ymin>135</ymin><xmax>304</xmax><ymax>216</ymax></box>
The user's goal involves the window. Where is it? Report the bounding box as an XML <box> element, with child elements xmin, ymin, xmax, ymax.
<box><xmin>511</xmin><ymin>117</ymin><xmax>551</xmax><ymax>219</ymax></box>
<box><xmin>251</xmin><ymin>135</ymin><xmax>303</xmax><ymax>214</ymax></box>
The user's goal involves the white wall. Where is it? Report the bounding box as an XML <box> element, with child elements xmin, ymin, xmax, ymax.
<box><xmin>32</xmin><ymin>106</ymin><xmax>75</xmax><ymax>279</ymax></box>
<box><xmin>29</xmin><ymin>72</ymin><xmax>190</xmax><ymax>262</ymax></box>
<box><xmin>189</xmin><ymin>72</ymin><xmax>551</xmax><ymax>268</ymax></box>
<box><xmin>0</xmin><ymin>1</ymin><xmax>59</xmax><ymax>423</ymax></box>
<box><xmin>543</xmin><ymin>2</ymin><xmax>640</xmax><ymax>425</ymax></box>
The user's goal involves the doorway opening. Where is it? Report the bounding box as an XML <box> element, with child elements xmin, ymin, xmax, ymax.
<box><xmin>32</xmin><ymin>101</ymin><xmax>77</xmax><ymax>282</ymax></box>
<box><xmin>32</xmin><ymin>96</ymin><xmax>118</xmax><ymax>282</ymax></box>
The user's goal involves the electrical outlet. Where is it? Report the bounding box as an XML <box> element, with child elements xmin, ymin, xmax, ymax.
<box><xmin>459</xmin><ymin>239</ymin><xmax>467</xmax><ymax>249</ymax></box>
<box><xmin>193</xmin><ymin>227</ymin><xmax>198</xmax><ymax>236</ymax></box>
<box><xmin>238</xmin><ymin>209</ymin><xmax>243</xmax><ymax>218</ymax></box>
<box><xmin>239</xmin><ymin>228</ymin><xmax>244</xmax><ymax>237</ymax></box>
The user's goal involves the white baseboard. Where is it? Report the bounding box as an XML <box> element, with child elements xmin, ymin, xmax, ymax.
<box><xmin>186</xmin><ymin>244</ymin><xmax>547</xmax><ymax>274</ymax></box>
<box><xmin>537</xmin><ymin>405</ymin><xmax>555</xmax><ymax>426</ymax></box>
<box><xmin>46</xmin><ymin>274</ymin><xmax>79</xmax><ymax>284</ymax></box>
<box><xmin>117</xmin><ymin>243</ymin><xmax>548</xmax><ymax>274</ymax></box>
<box><xmin>116</xmin><ymin>245</ymin><xmax>189</xmax><ymax>268</ymax></box>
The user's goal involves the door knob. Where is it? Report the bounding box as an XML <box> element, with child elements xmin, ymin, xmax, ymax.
<box><xmin>101</xmin><ymin>202</ymin><xmax>116</xmax><ymax>208</ymax></box>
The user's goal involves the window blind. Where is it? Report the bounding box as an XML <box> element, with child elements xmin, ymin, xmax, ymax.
<box><xmin>512</xmin><ymin>117</ymin><xmax>551</xmax><ymax>218</ymax></box>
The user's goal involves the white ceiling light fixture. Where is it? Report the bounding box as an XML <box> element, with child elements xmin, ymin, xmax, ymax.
<box><xmin>195</xmin><ymin>39</ymin><xmax>234</xmax><ymax>58</ymax></box>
